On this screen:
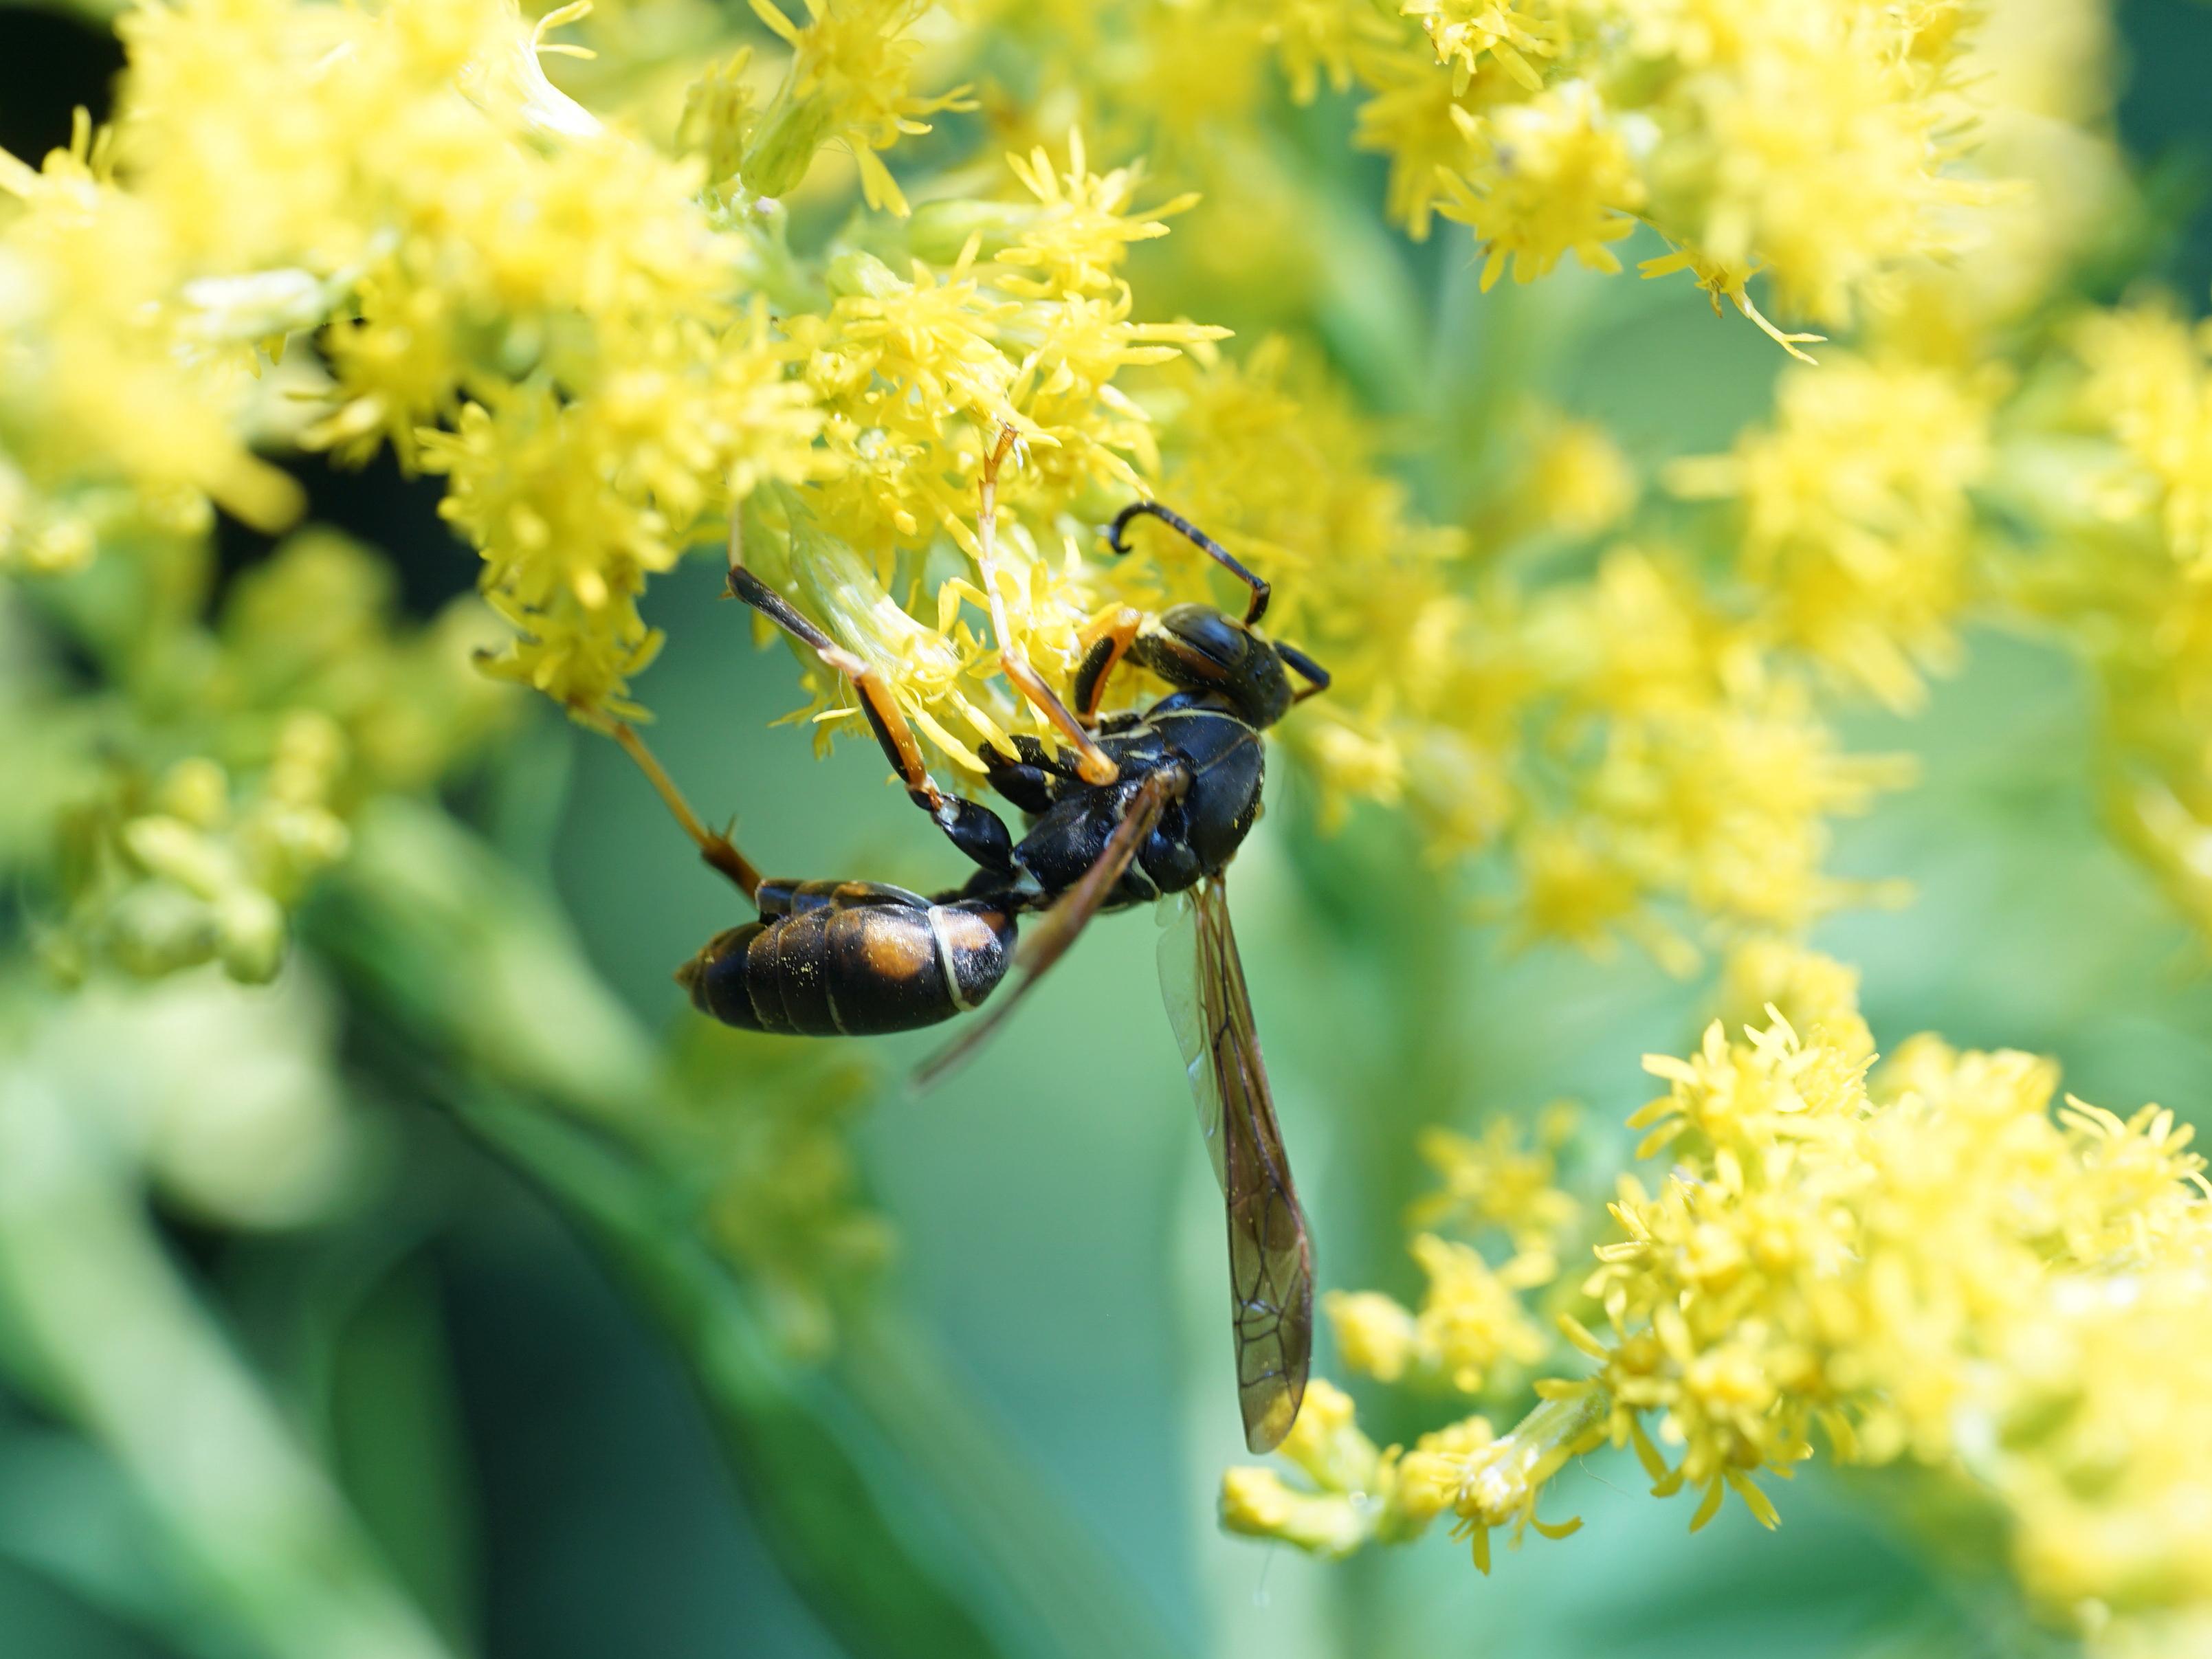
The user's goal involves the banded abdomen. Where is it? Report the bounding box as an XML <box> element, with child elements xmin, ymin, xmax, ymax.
<box><xmin>678</xmin><ymin>880</ymin><xmax>1015</xmax><ymax>1036</ymax></box>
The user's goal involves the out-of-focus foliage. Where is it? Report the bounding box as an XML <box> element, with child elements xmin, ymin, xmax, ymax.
<box><xmin>3</xmin><ymin>1</ymin><xmax>2212</xmax><ymax>1658</ymax></box>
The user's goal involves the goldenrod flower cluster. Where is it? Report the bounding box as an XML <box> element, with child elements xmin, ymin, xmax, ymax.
<box><xmin>1669</xmin><ymin>353</ymin><xmax>2001</xmax><ymax>712</ymax></box>
<box><xmin>4</xmin><ymin>515</ymin><xmax>501</xmax><ymax>981</ymax></box>
<box><xmin>0</xmin><ymin>0</ymin><xmax>1991</xmax><ymax>985</ymax></box>
<box><xmin>962</xmin><ymin>0</ymin><xmax>1995</xmax><ymax>355</ymax></box>
<box><xmin>1325</xmin><ymin>1111</ymin><xmax>1580</xmax><ymax>1395</ymax></box>
<box><xmin>0</xmin><ymin>0</ymin><xmax>2158</xmax><ymax>983</ymax></box>
<box><xmin>1134</xmin><ymin>340</ymin><xmax>1913</xmax><ymax>953</ymax></box>
<box><xmin>1312</xmin><ymin>0</ymin><xmax>1986</xmax><ymax>350</ymax></box>
<box><xmin>3</xmin><ymin>0</ymin><xmax>2211</xmax><ymax>1651</ymax></box>
<box><xmin>1230</xmin><ymin>945</ymin><xmax>2212</xmax><ymax>1653</ymax></box>
<box><xmin>1977</xmin><ymin>300</ymin><xmax>2212</xmax><ymax>948</ymax></box>
<box><xmin>732</xmin><ymin>131</ymin><xmax>1224</xmax><ymax>771</ymax></box>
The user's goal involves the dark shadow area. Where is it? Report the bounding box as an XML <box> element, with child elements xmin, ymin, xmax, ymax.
<box><xmin>0</xmin><ymin>11</ymin><xmax>122</xmax><ymax>161</ymax></box>
<box><xmin>437</xmin><ymin>1172</ymin><xmax>841</xmax><ymax>1659</ymax></box>
<box><xmin>2117</xmin><ymin>0</ymin><xmax>2212</xmax><ymax>297</ymax></box>
<box><xmin>212</xmin><ymin>447</ymin><xmax>474</xmax><ymax>621</ymax></box>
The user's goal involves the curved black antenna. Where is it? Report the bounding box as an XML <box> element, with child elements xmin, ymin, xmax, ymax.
<box><xmin>1275</xmin><ymin>641</ymin><xmax>1331</xmax><ymax>702</ymax></box>
<box><xmin>1105</xmin><ymin>502</ymin><xmax>1270</xmax><ymax>627</ymax></box>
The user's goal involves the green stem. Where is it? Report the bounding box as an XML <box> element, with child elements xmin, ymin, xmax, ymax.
<box><xmin>841</xmin><ymin>1309</ymin><xmax>1185</xmax><ymax>1659</ymax></box>
<box><xmin>0</xmin><ymin>1071</ymin><xmax>456</xmax><ymax>1659</ymax></box>
<box><xmin>1468</xmin><ymin>1390</ymin><xmax>1609</xmax><ymax>1523</ymax></box>
<box><xmin>313</xmin><ymin>799</ymin><xmax>1179</xmax><ymax>1659</ymax></box>
<box><xmin>446</xmin><ymin>1090</ymin><xmax>1013</xmax><ymax>1659</ymax></box>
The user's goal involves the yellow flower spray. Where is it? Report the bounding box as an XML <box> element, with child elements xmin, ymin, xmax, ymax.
<box><xmin>1228</xmin><ymin>943</ymin><xmax>2212</xmax><ymax>1654</ymax></box>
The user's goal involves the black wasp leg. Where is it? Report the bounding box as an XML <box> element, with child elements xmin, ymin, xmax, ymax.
<box><xmin>725</xmin><ymin>527</ymin><xmax>1015</xmax><ymax>875</ymax></box>
<box><xmin>612</xmin><ymin>722</ymin><xmax>764</xmax><ymax>903</ymax></box>
<box><xmin>916</xmin><ymin>761</ymin><xmax>1189</xmax><ymax>1091</ymax></box>
<box><xmin>980</xmin><ymin>736</ymin><xmax>1065</xmax><ymax>817</ymax></box>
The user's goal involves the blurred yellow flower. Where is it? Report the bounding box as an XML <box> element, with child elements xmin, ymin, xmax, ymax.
<box><xmin>744</xmin><ymin>0</ymin><xmax>973</xmax><ymax>213</ymax></box>
<box><xmin>1672</xmin><ymin>352</ymin><xmax>2000</xmax><ymax>711</ymax></box>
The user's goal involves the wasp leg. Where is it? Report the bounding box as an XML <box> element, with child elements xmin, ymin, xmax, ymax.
<box><xmin>979</xmin><ymin>731</ymin><xmax>1094</xmax><ymax>816</ymax></box>
<box><xmin>916</xmin><ymin>761</ymin><xmax>1188</xmax><ymax>1089</ymax></box>
<box><xmin>973</xmin><ymin>426</ymin><xmax>1119</xmax><ymax>786</ymax></box>
<box><xmin>725</xmin><ymin>530</ymin><xmax>1015</xmax><ymax>874</ymax></box>
<box><xmin>1072</xmin><ymin>605</ymin><xmax>1145</xmax><ymax>725</ymax></box>
<box><xmin>612</xmin><ymin>722</ymin><xmax>764</xmax><ymax>902</ymax></box>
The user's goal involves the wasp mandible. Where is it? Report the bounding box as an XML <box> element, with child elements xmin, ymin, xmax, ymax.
<box><xmin>615</xmin><ymin>428</ymin><xmax>1331</xmax><ymax>1451</ymax></box>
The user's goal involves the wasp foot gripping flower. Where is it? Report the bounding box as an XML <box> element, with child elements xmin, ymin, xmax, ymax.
<box><xmin>732</xmin><ymin>132</ymin><xmax>1224</xmax><ymax>771</ymax></box>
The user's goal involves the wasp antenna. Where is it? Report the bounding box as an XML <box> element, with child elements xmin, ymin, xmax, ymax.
<box><xmin>1103</xmin><ymin>502</ymin><xmax>1270</xmax><ymax>627</ymax></box>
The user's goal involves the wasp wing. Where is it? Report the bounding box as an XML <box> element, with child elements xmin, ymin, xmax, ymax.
<box><xmin>1159</xmin><ymin>875</ymin><xmax>1313</xmax><ymax>1453</ymax></box>
<box><xmin>915</xmin><ymin>766</ymin><xmax>1185</xmax><ymax>1091</ymax></box>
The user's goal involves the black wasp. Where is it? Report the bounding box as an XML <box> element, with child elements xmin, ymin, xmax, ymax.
<box><xmin>617</xmin><ymin>429</ymin><xmax>1329</xmax><ymax>1451</ymax></box>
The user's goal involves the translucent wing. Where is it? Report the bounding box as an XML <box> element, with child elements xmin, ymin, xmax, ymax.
<box><xmin>1158</xmin><ymin>876</ymin><xmax>1313</xmax><ymax>1452</ymax></box>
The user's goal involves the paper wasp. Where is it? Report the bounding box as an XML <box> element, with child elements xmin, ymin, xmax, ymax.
<box><xmin>616</xmin><ymin>431</ymin><xmax>1328</xmax><ymax>1451</ymax></box>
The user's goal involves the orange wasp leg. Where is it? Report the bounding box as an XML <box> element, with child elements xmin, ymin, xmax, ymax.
<box><xmin>973</xmin><ymin>426</ymin><xmax>1120</xmax><ymax>785</ymax></box>
<box><xmin>722</xmin><ymin>517</ymin><xmax>1017</xmax><ymax>873</ymax></box>
<box><xmin>1072</xmin><ymin>605</ymin><xmax>1146</xmax><ymax>725</ymax></box>
<box><xmin>610</xmin><ymin>720</ymin><xmax>764</xmax><ymax>904</ymax></box>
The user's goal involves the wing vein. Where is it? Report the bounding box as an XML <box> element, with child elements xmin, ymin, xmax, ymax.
<box><xmin>1160</xmin><ymin>875</ymin><xmax>1313</xmax><ymax>1452</ymax></box>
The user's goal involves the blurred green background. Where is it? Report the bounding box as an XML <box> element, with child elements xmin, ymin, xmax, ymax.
<box><xmin>7</xmin><ymin>3</ymin><xmax>2212</xmax><ymax>1657</ymax></box>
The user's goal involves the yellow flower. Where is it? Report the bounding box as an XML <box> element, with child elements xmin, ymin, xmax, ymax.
<box><xmin>1316</xmin><ymin>0</ymin><xmax>2000</xmax><ymax>347</ymax></box>
<box><xmin>1222</xmin><ymin>1379</ymin><xmax>1507</xmax><ymax>1557</ymax></box>
<box><xmin>1513</xmin><ymin>410</ymin><xmax>1636</xmax><ymax>541</ymax></box>
<box><xmin>1348</xmin><ymin>36</ymin><xmax>1485</xmax><ymax>240</ymax></box>
<box><xmin>1287</xmin><ymin>944</ymin><xmax>2212</xmax><ymax>1651</ymax></box>
<box><xmin>1437</xmin><ymin>80</ymin><xmax>1644</xmax><ymax>290</ymax></box>
<box><xmin>1407</xmin><ymin>1113</ymin><xmax>1582</xmax><ymax>1254</ymax></box>
<box><xmin>1402</xmin><ymin>0</ymin><xmax>1569</xmax><ymax>93</ymax></box>
<box><xmin>1670</xmin><ymin>353</ymin><xmax>2000</xmax><ymax>712</ymax></box>
<box><xmin>0</xmin><ymin>113</ymin><xmax>301</xmax><ymax>572</ymax></box>
<box><xmin>1324</xmin><ymin>1238</ymin><xmax>1552</xmax><ymax>1395</ymax></box>
<box><xmin>2074</xmin><ymin>302</ymin><xmax>2212</xmax><ymax>572</ymax></box>
<box><xmin>744</xmin><ymin>0</ymin><xmax>973</xmax><ymax>212</ymax></box>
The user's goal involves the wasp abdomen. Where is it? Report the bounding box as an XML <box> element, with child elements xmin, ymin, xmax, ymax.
<box><xmin>678</xmin><ymin>883</ymin><xmax>1015</xmax><ymax>1036</ymax></box>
